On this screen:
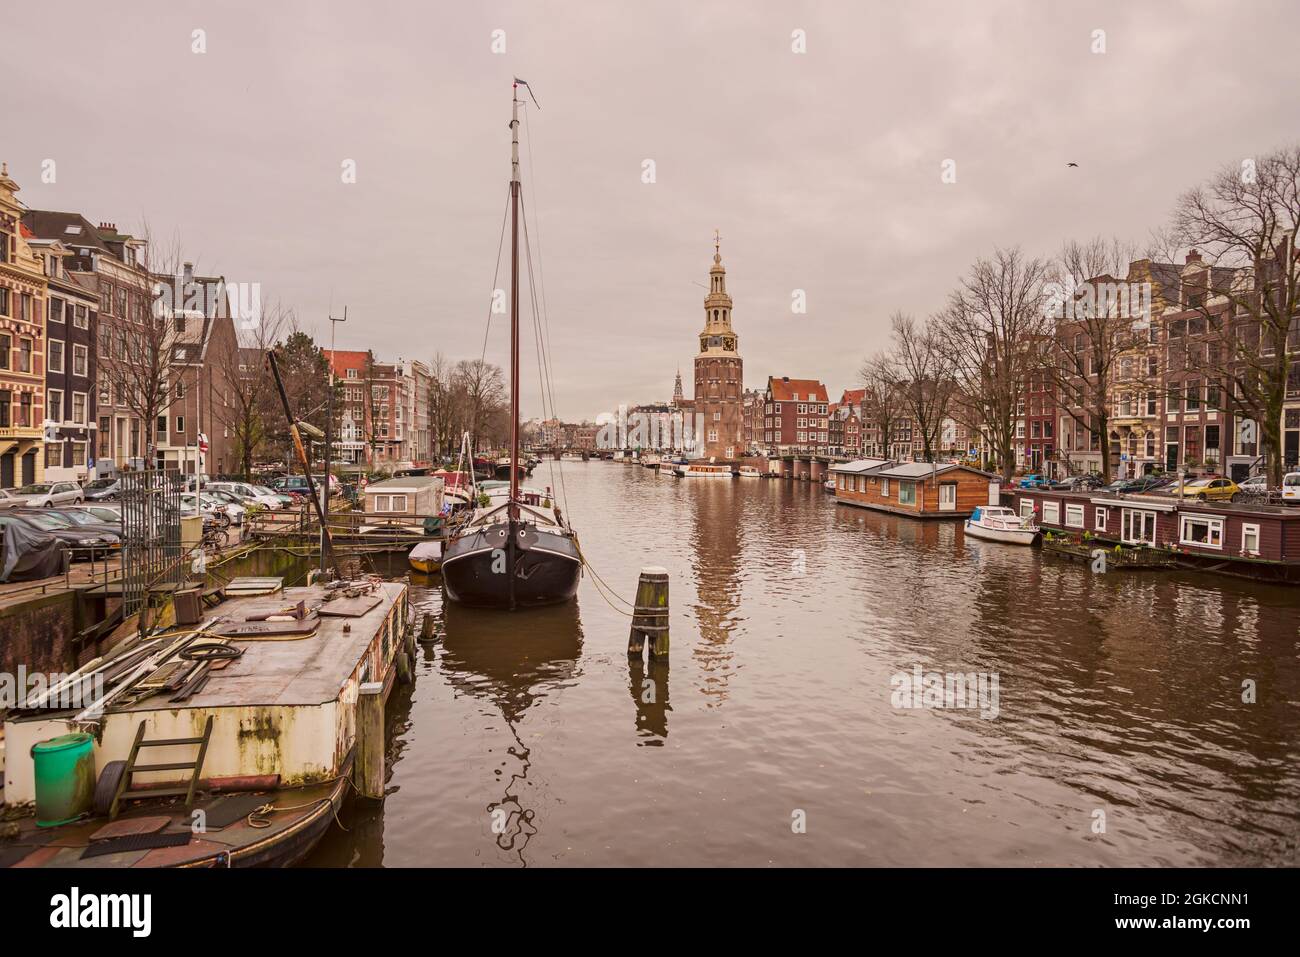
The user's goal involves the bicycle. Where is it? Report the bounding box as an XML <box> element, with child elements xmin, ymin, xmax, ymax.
<box><xmin>201</xmin><ymin>520</ymin><xmax>230</xmax><ymax>552</ymax></box>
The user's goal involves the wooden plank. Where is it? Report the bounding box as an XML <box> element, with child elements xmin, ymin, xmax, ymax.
<box><xmin>317</xmin><ymin>595</ymin><xmax>382</xmax><ymax>617</ymax></box>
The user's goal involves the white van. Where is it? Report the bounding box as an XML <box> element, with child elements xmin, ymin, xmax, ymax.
<box><xmin>1283</xmin><ymin>472</ymin><xmax>1300</xmax><ymax>503</ymax></box>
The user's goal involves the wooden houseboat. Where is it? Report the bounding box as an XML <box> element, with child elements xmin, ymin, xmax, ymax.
<box><xmin>359</xmin><ymin>475</ymin><xmax>445</xmax><ymax>536</ymax></box>
<box><xmin>830</xmin><ymin>460</ymin><xmax>999</xmax><ymax>519</ymax></box>
<box><xmin>1010</xmin><ymin>487</ymin><xmax>1300</xmax><ymax>582</ymax></box>
<box><xmin>1</xmin><ymin>578</ymin><xmax>414</xmax><ymax>867</ymax></box>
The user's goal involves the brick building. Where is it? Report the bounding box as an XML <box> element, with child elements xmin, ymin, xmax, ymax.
<box><xmin>764</xmin><ymin>376</ymin><xmax>830</xmax><ymax>453</ymax></box>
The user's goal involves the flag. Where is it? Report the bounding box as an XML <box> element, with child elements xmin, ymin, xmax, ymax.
<box><xmin>513</xmin><ymin>77</ymin><xmax>541</xmax><ymax>109</ymax></box>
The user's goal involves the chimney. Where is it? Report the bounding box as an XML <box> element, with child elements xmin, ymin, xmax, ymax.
<box><xmin>1185</xmin><ymin>248</ymin><xmax>1202</xmax><ymax>265</ymax></box>
<box><xmin>183</xmin><ymin>261</ymin><xmax>194</xmax><ymax>284</ymax></box>
<box><xmin>98</xmin><ymin>222</ymin><xmax>116</xmax><ymax>232</ymax></box>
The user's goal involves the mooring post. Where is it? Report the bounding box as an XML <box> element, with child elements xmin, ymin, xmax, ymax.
<box><xmin>354</xmin><ymin>681</ymin><xmax>384</xmax><ymax>801</ymax></box>
<box><xmin>628</xmin><ymin>566</ymin><xmax>670</xmax><ymax>659</ymax></box>
<box><xmin>420</xmin><ymin>614</ymin><xmax>436</xmax><ymax>641</ymax></box>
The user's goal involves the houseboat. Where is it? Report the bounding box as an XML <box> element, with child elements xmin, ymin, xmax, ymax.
<box><xmin>431</xmin><ymin>469</ymin><xmax>474</xmax><ymax>512</ymax></box>
<box><xmin>737</xmin><ymin>466</ymin><xmax>762</xmax><ymax>479</ymax></box>
<box><xmin>830</xmin><ymin>459</ymin><xmax>999</xmax><ymax>519</ymax></box>
<box><xmin>1011</xmin><ymin>486</ymin><xmax>1300</xmax><ymax>582</ymax></box>
<box><xmin>1</xmin><ymin>578</ymin><xmax>414</xmax><ymax>867</ymax></box>
<box><xmin>358</xmin><ymin>475</ymin><xmax>444</xmax><ymax>536</ymax></box>
<box><xmin>673</xmin><ymin>462</ymin><xmax>733</xmax><ymax>479</ymax></box>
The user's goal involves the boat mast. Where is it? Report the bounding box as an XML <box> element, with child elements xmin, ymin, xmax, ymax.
<box><xmin>509</xmin><ymin>83</ymin><xmax>522</xmax><ymax>518</ymax></box>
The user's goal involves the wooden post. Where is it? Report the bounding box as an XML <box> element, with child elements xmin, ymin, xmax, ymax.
<box><xmin>354</xmin><ymin>681</ymin><xmax>384</xmax><ymax>801</ymax></box>
<box><xmin>419</xmin><ymin>614</ymin><xmax>436</xmax><ymax>641</ymax></box>
<box><xmin>628</xmin><ymin>566</ymin><xmax>669</xmax><ymax>660</ymax></box>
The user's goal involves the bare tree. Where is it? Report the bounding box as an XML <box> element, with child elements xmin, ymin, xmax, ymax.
<box><xmin>212</xmin><ymin>303</ymin><xmax>287</xmax><ymax>478</ymax></box>
<box><xmin>262</xmin><ymin>324</ymin><xmax>339</xmax><ymax>470</ymax></box>
<box><xmin>97</xmin><ymin>230</ymin><xmax>185</xmax><ymax>467</ymax></box>
<box><xmin>1035</xmin><ymin>238</ymin><xmax>1151</xmax><ymax>483</ymax></box>
<box><xmin>858</xmin><ymin>351</ymin><xmax>903</xmax><ymax>459</ymax></box>
<box><xmin>890</xmin><ymin>312</ymin><xmax>955</xmax><ymax>464</ymax></box>
<box><xmin>1168</xmin><ymin>146</ymin><xmax>1300</xmax><ymax>485</ymax></box>
<box><xmin>936</xmin><ymin>249</ymin><xmax>1051</xmax><ymax>480</ymax></box>
<box><xmin>427</xmin><ymin>351</ymin><xmax>462</xmax><ymax>461</ymax></box>
<box><xmin>454</xmin><ymin>358</ymin><xmax>507</xmax><ymax>454</ymax></box>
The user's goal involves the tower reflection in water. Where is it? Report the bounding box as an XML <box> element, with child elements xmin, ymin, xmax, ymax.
<box><xmin>438</xmin><ymin>599</ymin><xmax>583</xmax><ymax>866</ymax></box>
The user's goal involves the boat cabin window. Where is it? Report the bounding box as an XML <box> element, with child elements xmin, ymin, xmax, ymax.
<box><xmin>1065</xmin><ymin>504</ymin><xmax>1084</xmax><ymax>528</ymax></box>
<box><xmin>1121</xmin><ymin>509</ymin><xmax>1157</xmax><ymax>546</ymax></box>
<box><xmin>1042</xmin><ymin>501</ymin><xmax>1060</xmax><ymax>525</ymax></box>
<box><xmin>371</xmin><ymin>494</ymin><xmax>408</xmax><ymax>512</ymax></box>
<box><xmin>1019</xmin><ymin>498</ymin><xmax>1034</xmax><ymax>519</ymax></box>
<box><xmin>1242</xmin><ymin>523</ymin><xmax>1260</xmax><ymax>556</ymax></box>
<box><xmin>1094</xmin><ymin>507</ymin><xmax>1108</xmax><ymax>531</ymax></box>
<box><xmin>1179</xmin><ymin>514</ymin><xmax>1223</xmax><ymax>549</ymax></box>
<box><xmin>898</xmin><ymin>481</ymin><xmax>916</xmax><ymax>505</ymax></box>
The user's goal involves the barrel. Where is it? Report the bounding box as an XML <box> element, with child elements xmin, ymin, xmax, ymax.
<box><xmin>31</xmin><ymin>733</ymin><xmax>96</xmax><ymax>827</ymax></box>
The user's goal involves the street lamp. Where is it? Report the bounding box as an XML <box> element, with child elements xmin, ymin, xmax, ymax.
<box><xmin>322</xmin><ymin>306</ymin><xmax>346</xmax><ymax>576</ymax></box>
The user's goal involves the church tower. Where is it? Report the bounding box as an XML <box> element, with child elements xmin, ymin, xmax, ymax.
<box><xmin>694</xmin><ymin>233</ymin><xmax>743</xmax><ymax>460</ymax></box>
<box><xmin>672</xmin><ymin>368</ymin><xmax>684</xmax><ymax>406</ymax></box>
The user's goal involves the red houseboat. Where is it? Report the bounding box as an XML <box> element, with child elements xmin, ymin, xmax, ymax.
<box><xmin>1010</xmin><ymin>487</ymin><xmax>1300</xmax><ymax>582</ymax></box>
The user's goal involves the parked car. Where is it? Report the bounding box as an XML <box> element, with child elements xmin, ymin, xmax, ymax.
<box><xmin>268</xmin><ymin>475</ymin><xmax>310</xmax><ymax>500</ymax></box>
<box><xmin>7</xmin><ymin>481</ymin><xmax>83</xmax><ymax>507</ymax></box>
<box><xmin>269</xmin><ymin>474</ymin><xmax>337</xmax><ymax>497</ymax></box>
<box><xmin>1238</xmin><ymin>475</ymin><xmax>1269</xmax><ymax>494</ymax></box>
<box><xmin>81</xmin><ymin>477</ymin><xmax>121</xmax><ymax>502</ymax></box>
<box><xmin>1177</xmin><ymin>477</ymin><xmax>1241</xmax><ymax>502</ymax></box>
<box><xmin>34</xmin><ymin>509</ymin><xmax>123</xmax><ymax>545</ymax></box>
<box><xmin>181</xmin><ymin>492</ymin><xmax>245</xmax><ymax>526</ymax></box>
<box><xmin>205</xmin><ymin>481</ymin><xmax>282</xmax><ymax>508</ymax></box>
<box><xmin>67</xmin><ymin>504</ymin><xmax>123</xmax><ymax>525</ymax></box>
<box><xmin>1060</xmin><ymin>474</ymin><xmax>1104</xmax><ymax>491</ymax></box>
<box><xmin>0</xmin><ymin>487</ymin><xmax>25</xmax><ymax>509</ymax></box>
<box><xmin>1101</xmin><ymin>474</ymin><xmax>1172</xmax><ymax>495</ymax></box>
<box><xmin>251</xmin><ymin>484</ymin><xmax>294</xmax><ymax>508</ymax></box>
<box><xmin>0</xmin><ymin>511</ymin><xmax>116</xmax><ymax>558</ymax></box>
<box><xmin>202</xmin><ymin>488</ymin><xmax>251</xmax><ymax>523</ymax></box>
<box><xmin>1281</xmin><ymin>472</ymin><xmax>1300</xmax><ymax>503</ymax></box>
<box><xmin>1016</xmin><ymin>474</ymin><xmax>1052</xmax><ymax>489</ymax></box>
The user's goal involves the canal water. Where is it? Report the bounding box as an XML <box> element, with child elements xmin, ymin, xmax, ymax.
<box><xmin>307</xmin><ymin>461</ymin><xmax>1300</xmax><ymax>866</ymax></box>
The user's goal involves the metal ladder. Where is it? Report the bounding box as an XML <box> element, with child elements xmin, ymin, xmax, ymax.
<box><xmin>109</xmin><ymin>715</ymin><xmax>214</xmax><ymax>820</ymax></box>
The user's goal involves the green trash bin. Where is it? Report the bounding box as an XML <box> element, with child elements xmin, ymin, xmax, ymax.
<box><xmin>31</xmin><ymin>732</ymin><xmax>96</xmax><ymax>827</ymax></box>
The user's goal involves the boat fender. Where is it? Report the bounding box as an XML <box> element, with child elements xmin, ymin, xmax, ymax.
<box><xmin>397</xmin><ymin>651</ymin><xmax>413</xmax><ymax>685</ymax></box>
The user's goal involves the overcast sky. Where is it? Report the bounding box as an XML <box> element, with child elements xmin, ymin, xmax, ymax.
<box><xmin>8</xmin><ymin>1</ymin><xmax>1299</xmax><ymax>420</ymax></box>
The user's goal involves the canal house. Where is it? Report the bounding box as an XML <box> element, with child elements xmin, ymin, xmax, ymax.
<box><xmin>1012</xmin><ymin>487</ymin><xmax>1300</xmax><ymax>580</ymax></box>
<box><xmin>831</xmin><ymin>459</ymin><xmax>999</xmax><ymax>519</ymax></box>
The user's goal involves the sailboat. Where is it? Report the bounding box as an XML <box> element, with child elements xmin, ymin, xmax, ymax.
<box><xmin>441</xmin><ymin>82</ymin><xmax>583</xmax><ymax>610</ymax></box>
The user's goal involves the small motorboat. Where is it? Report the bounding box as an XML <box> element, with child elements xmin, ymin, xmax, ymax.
<box><xmin>823</xmin><ymin>478</ymin><xmax>836</xmax><ymax>493</ymax></box>
<box><xmin>738</xmin><ymin>466</ymin><xmax>762</xmax><ymax>479</ymax></box>
<box><xmin>963</xmin><ymin>505</ymin><xmax>1038</xmax><ymax>545</ymax></box>
<box><xmin>408</xmin><ymin>539</ymin><xmax>443</xmax><ymax>574</ymax></box>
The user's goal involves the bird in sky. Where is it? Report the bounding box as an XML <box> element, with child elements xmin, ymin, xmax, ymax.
<box><xmin>1067</xmin><ymin>162</ymin><xmax>1079</xmax><ymax>168</ymax></box>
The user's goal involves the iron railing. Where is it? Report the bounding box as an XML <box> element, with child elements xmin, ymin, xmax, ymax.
<box><xmin>119</xmin><ymin>469</ymin><xmax>184</xmax><ymax>624</ymax></box>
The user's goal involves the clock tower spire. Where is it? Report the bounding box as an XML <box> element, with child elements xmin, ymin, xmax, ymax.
<box><xmin>693</xmin><ymin>234</ymin><xmax>743</xmax><ymax>460</ymax></box>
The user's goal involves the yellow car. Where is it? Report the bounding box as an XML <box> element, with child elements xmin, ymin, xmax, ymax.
<box><xmin>1178</xmin><ymin>477</ymin><xmax>1241</xmax><ymax>502</ymax></box>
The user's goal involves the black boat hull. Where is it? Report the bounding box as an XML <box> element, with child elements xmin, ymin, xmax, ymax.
<box><xmin>442</xmin><ymin>522</ymin><xmax>581</xmax><ymax>608</ymax></box>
